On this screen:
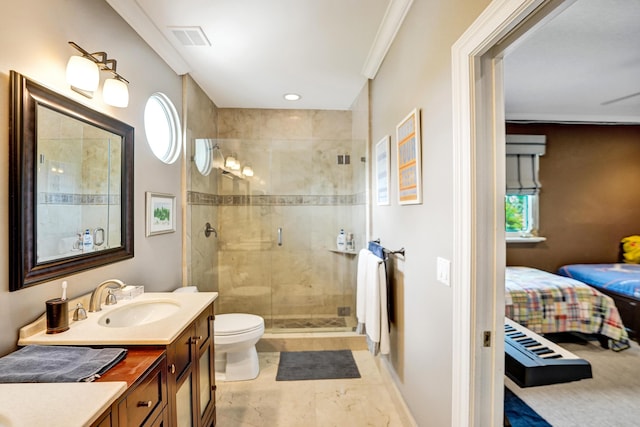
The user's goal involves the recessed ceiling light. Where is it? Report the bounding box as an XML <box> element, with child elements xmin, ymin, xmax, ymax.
<box><xmin>283</xmin><ymin>93</ymin><xmax>301</xmax><ymax>101</ymax></box>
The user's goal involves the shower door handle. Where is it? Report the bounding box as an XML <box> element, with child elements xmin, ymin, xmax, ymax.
<box><xmin>277</xmin><ymin>227</ymin><xmax>282</xmax><ymax>246</ymax></box>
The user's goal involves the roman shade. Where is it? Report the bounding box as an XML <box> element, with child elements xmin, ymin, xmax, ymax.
<box><xmin>506</xmin><ymin>134</ymin><xmax>546</xmax><ymax>195</ymax></box>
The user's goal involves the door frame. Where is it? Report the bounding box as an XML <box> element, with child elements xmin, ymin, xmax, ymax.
<box><xmin>451</xmin><ymin>0</ymin><xmax>572</xmax><ymax>425</ymax></box>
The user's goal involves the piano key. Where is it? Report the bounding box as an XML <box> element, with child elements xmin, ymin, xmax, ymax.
<box><xmin>531</xmin><ymin>347</ymin><xmax>554</xmax><ymax>355</ymax></box>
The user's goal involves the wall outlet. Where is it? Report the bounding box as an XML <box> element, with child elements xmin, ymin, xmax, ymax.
<box><xmin>437</xmin><ymin>257</ymin><xmax>451</xmax><ymax>286</ymax></box>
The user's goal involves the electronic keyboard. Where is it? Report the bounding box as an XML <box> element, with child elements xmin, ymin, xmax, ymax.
<box><xmin>504</xmin><ymin>317</ymin><xmax>593</xmax><ymax>387</ymax></box>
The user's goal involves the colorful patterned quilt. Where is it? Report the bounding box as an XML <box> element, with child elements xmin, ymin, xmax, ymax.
<box><xmin>505</xmin><ymin>266</ymin><xmax>630</xmax><ymax>351</ymax></box>
<box><xmin>557</xmin><ymin>263</ymin><xmax>640</xmax><ymax>299</ymax></box>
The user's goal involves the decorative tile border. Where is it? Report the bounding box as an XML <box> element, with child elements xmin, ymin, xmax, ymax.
<box><xmin>37</xmin><ymin>192</ymin><xmax>120</xmax><ymax>205</ymax></box>
<box><xmin>188</xmin><ymin>191</ymin><xmax>365</xmax><ymax>206</ymax></box>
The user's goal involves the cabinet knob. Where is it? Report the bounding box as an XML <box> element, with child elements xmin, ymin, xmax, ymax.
<box><xmin>192</xmin><ymin>335</ymin><xmax>203</xmax><ymax>344</ymax></box>
<box><xmin>137</xmin><ymin>400</ymin><xmax>153</xmax><ymax>408</ymax></box>
<box><xmin>169</xmin><ymin>364</ymin><xmax>176</xmax><ymax>374</ymax></box>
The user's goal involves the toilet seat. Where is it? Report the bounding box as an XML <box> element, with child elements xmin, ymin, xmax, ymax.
<box><xmin>215</xmin><ymin>313</ymin><xmax>264</xmax><ymax>336</ymax></box>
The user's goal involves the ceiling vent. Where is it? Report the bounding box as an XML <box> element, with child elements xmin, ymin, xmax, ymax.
<box><xmin>169</xmin><ymin>26</ymin><xmax>211</xmax><ymax>47</ymax></box>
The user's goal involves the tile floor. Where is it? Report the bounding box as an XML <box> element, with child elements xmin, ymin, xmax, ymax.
<box><xmin>216</xmin><ymin>350</ymin><xmax>414</xmax><ymax>426</ymax></box>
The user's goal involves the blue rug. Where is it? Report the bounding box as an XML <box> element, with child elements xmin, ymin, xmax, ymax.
<box><xmin>504</xmin><ymin>387</ymin><xmax>552</xmax><ymax>426</ymax></box>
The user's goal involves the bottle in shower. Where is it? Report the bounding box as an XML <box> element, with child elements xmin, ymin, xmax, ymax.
<box><xmin>82</xmin><ymin>229</ymin><xmax>93</xmax><ymax>252</ymax></box>
<box><xmin>336</xmin><ymin>229</ymin><xmax>346</xmax><ymax>251</ymax></box>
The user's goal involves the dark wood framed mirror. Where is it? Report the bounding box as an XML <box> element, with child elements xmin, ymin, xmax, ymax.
<box><xmin>9</xmin><ymin>71</ymin><xmax>134</xmax><ymax>291</ymax></box>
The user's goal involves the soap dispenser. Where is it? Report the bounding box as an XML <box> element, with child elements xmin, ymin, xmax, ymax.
<box><xmin>336</xmin><ymin>229</ymin><xmax>346</xmax><ymax>251</ymax></box>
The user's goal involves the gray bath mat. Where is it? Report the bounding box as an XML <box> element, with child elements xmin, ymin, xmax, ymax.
<box><xmin>275</xmin><ymin>350</ymin><xmax>361</xmax><ymax>381</ymax></box>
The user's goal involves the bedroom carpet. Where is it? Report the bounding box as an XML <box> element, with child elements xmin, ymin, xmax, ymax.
<box><xmin>505</xmin><ymin>337</ymin><xmax>640</xmax><ymax>426</ymax></box>
<box><xmin>276</xmin><ymin>350</ymin><xmax>361</xmax><ymax>381</ymax></box>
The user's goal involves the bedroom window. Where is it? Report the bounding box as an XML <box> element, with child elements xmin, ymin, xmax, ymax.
<box><xmin>505</xmin><ymin>134</ymin><xmax>545</xmax><ymax>242</ymax></box>
<box><xmin>505</xmin><ymin>194</ymin><xmax>536</xmax><ymax>235</ymax></box>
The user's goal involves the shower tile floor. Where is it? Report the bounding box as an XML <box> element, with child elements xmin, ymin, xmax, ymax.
<box><xmin>264</xmin><ymin>316</ymin><xmax>358</xmax><ymax>333</ymax></box>
<box><xmin>216</xmin><ymin>350</ymin><xmax>414</xmax><ymax>426</ymax></box>
<box><xmin>271</xmin><ymin>317</ymin><xmax>347</xmax><ymax>329</ymax></box>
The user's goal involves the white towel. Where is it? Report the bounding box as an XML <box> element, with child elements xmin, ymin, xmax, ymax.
<box><xmin>356</xmin><ymin>248</ymin><xmax>371</xmax><ymax>333</ymax></box>
<box><xmin>364</xmin><ymin>252</ymin><xmax>390</xmax><ymax>355</ymax></box>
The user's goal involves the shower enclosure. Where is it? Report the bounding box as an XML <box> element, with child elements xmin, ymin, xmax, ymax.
<box><xmin>186</xmin><ymin>99</ymin><xmax>368</xmax><ymax>333</ymax></box>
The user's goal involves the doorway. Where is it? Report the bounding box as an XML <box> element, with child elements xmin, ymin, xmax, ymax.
<box><xmin>450</xmin><ymin>0</ymin><xmax>574</xmax><ymax>425</ymax></box>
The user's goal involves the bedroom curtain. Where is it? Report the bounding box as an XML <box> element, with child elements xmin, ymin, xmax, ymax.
<box><xmin>506</xmin><ymin>134</ymin><xmax>546</xmax><ymax>195</ymax></box>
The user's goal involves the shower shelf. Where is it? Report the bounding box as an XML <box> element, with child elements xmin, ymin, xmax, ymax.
<box><xmin>329</xmin><ymin>249</ymin><xmax>358</xmax><ymax>256</ymax></box>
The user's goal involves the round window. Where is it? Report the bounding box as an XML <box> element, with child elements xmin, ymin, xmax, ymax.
<box><xmin>144</xmin><ymin>93</ymin><xmax>181</xmax><ymax>164</ymax></box>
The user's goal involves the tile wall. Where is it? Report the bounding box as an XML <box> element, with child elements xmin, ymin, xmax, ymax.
<box><xmin>186</xmin><ymin>80</ymin><xmax>369</xmax><ymax>331</ymax></box>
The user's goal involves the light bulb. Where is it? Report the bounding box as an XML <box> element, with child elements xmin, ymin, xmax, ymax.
<box><xmin>103</xmin><ymin>78</ymin><xmax>129</xmax><ymax>108</ymax></box>
<box><xmin>242</xmin><ymin>165</ymin><xmax>254</xmax><ymax>177</ymax></box>
<box><xmin>66</xmin><ymin>56</ymin><xmax>99</xmax><ymax>92</ymax></box>
<box><xmin>225</xmin><ymin>155</ymin><xmax>237</xmax><ymax>169</ymax></box>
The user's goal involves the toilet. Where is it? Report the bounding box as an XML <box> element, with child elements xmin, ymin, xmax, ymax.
<box><xmin>173</xmin><ymin>286</ymin><xmax>265</xmax><ymax>382</ymax></box>
<box><xmin>214</xmin><ymin>313</ymin><xmax>264</xmax><ymax>381</ymax></box>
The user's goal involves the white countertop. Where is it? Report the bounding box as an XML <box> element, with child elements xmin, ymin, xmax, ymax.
<box><xmin>0</xmin><ymin>382</ymin><xmax>126</xmax><ymax>426</ymax></box>
<box><xmin>18</xmin><ymin>292</ymin><xmax>218</xmax><ymax>346</ymax></box>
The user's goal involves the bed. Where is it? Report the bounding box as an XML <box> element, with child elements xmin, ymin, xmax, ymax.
<box><xmin>558</xmin><ymin>263</ymin><xmax>640</xmax><ymax>342</ymax></box>
<box><xmin>505</xmin><ymin>266</ymin><xmax>630</xmax><ymax>351</ymax></box>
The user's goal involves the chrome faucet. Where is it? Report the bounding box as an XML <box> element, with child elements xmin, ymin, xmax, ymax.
<box><xmin>88</xmin><ymin>279</ymin><xmax>126</xmax><ymax>312</ymax></box>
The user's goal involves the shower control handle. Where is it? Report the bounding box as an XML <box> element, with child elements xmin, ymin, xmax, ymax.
<box><xmin>204</xmin><ymin>222</ymin><xmax>217</xmax><ymax>238</ymax></box>
<box><xmin>277</xmin><ymin>227</ymin><xmax>282</xmax><ymax>246</ymax></box>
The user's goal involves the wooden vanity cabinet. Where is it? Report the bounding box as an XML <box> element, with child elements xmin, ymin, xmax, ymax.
<box><xmin>92</xmin><ymin>302</ymin><xmax>216</xmax><ymax>427</ymax></box>
<box><xmin>94</xmin><ymin>348</ymin><xmax>168</xmax><ymax>427</ymax></box>
<box><xmin>167</xmin><ymin>303</ymin><xmax>216</xmax><ymax>427</ymax></box>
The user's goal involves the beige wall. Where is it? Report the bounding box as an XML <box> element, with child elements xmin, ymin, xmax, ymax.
<box><xmin>0</xmin><ymin>0</ymin><xmax>183</xmax><ymax>355</ymax></box>
<box><xmin>369</xmin><ymin>0</ymin><xmax>491</xmax><ymax>425</ymax></box>
<box><xmin>507</xmin><ymin>123</ymin><xmax>640</xmax><ymax>272</ymax></box>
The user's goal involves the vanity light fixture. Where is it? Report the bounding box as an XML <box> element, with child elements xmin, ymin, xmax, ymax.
<box><xmin>225</xmin><ymin>153</ymin><xmax>238</xmax><ymax>170</ymax></box>
<box><xmin>211</xmin><ymin>144</ymin><xmax>226</xmax><ymax>169</ymax></box>
<box><xmin>242</xmin><ymin>164</ymin><xmax>254</xmax><ymax>177</ymax></box>
<box><xmin>209</xmin><ymin>144</ymin><xmax>253</xmax><ymax>178</ymax></box>
<box><xmin>66</xmin><ymin>41</ymin><xmax>130</xmax><ymax>108</ymax></box>
<box><xmin>66</xmin><ymin>55</ymin><xmax>99</xmax><ymax>92</ymax></box>
<box><xmin>283</xmin><ymin>93</ymin><xmax>301</xmax><ymax>101</ymax></box>
<box><xmin>102</xmin><ymin>77</ymin><xmax>129</xmax><ymax>108</ymax></box>
<box><xmin>231</xmin><ymin>157</ymin><xmax>241</xmax><ymax>171</ymax></box>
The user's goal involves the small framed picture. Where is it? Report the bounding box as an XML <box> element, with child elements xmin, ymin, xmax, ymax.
<box><xmin>396</xmin><ymin>108</ymin><xmax>422</xmax><ymax>205</ymax></box>
<box><xmin>146</xmin><ymin>192</ymin><xmax>176</xmax><ymax>236</ymax></box>
<box><xmin>375</xmin><ymin>135</ymin><xmax>391</xmax><ymax>205</ymax></box>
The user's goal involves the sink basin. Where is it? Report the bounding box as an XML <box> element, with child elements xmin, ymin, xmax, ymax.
<box><xmin>98</xmin><ymin>299</ymin><xmax>181</xmax><ymax>328</ymax></box>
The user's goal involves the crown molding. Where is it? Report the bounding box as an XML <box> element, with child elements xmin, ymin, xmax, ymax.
<box><xmin>361</xmin><ymin>0</ymin><xmax>414</xmax><ymax>79</ymax></box>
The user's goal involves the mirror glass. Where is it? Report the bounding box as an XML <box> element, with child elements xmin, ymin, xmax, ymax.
<box><xmin>36</xmin><ymin>105</ymin><xmax>123</xmax><ymax>261</ymax></box>
<box><xmin>9</xmin><ymin>71</ymin><xmax>134</xmax><ymax>291</ymax></box>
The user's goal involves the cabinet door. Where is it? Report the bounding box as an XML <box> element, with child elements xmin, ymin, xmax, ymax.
<box><xmin>195</xmin><ymin>307</ymin><xmax>216</xmax><ymax>426</ymax></box>
<box><xmin>168</xmin><ymin>324</ymin><xmax>195</xmax><ymax>426</ymax></box>
<box><xmin>92</xmin><ymin>410</ymin><xmax>112</xmax><ymax>427</ymax></box>
<box><xmin>171</xmin><ymin>326</ymin><xmax>195</xmax><ymax>381</ymax></box>
<box><xmin>167</xmin><ymin>303</ymin><xmax>216</xmax><ymax>427</ymax></box>
<box><xmin>175</xmin><ymin>371</ymin><xmax>194</xmax><ymax>427</ymax></box>
<box><xmin>148</xmin><ymin>408</ymin><xmax>169</xmax><ymax>427</ymax></box>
